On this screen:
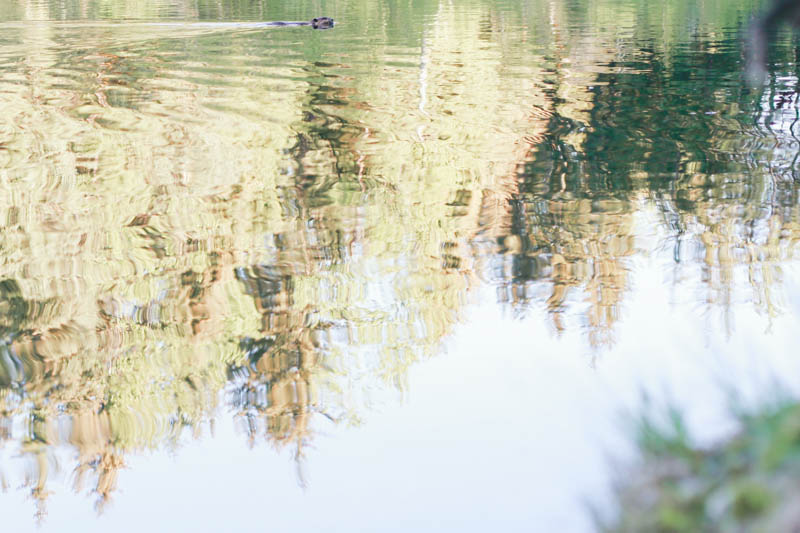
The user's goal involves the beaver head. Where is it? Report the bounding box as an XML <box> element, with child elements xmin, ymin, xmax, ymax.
<box><xmin>311</xmin><ymin>17</ymin><xmax>335</xmax><ymax>30</ymax></box>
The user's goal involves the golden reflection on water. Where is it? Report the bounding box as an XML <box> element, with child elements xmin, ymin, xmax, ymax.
<box><xmin>0</xmin><ymin>0</ymin><xmax>799</xmax><ymax>518</ymax></box>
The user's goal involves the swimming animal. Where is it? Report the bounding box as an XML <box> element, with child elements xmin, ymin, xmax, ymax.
<box><xmin>264</xmin><ymin>17</ymin><xmax>334</xmax><ymax>30</ymax></box>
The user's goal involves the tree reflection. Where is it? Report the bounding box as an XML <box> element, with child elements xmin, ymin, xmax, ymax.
<box><xmin>0</xmin><ymin>0</ymin><xmax>799</xmax><ymax>520</ymax></box>
<box><xmin>489</xmin><ymin>4</ymin><xmax>800</xmax><ymax>344</ymax></box>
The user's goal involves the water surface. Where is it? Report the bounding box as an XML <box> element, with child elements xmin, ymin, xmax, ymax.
<box><xmin>0</xmin><ymin>0</ymin><xmax>799</xmax><ymax>531</ymax></box>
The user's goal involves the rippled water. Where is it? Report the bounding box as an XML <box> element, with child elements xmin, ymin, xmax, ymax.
<box><xmin>0</xmin><ymin>0</ymin><xmax>799</xmax><ymax>530</ymax></box>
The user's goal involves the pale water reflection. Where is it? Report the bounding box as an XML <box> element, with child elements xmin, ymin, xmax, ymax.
<box><xmin>3</xmin><ymin>279</ymin><xmax>800</xmax><ymax>532</ymax></box>
<box><xmin>0</xmin><ymin>0</ymin><xmax>799</xmax><ymax>530</ymax></box>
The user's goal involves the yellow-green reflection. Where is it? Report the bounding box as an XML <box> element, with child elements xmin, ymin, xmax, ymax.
<box><xmin>0</xmin><ymin>0</ymin><xmax>798</xmax><ymax>519</ymax></box>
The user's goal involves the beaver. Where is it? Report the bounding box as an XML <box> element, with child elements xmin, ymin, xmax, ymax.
<box><xmin>311</xmin><ymin>17</ymin><xmax>335</xmax><ymax>29</ymax></box>
<box><xmin>266</xmin><ymin>17</ymin><xmax>335</xmax><ymax>30</ymax></box>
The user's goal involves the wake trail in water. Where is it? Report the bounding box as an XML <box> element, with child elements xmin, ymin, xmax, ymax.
<box><xmin>0</xmin><ymin>20</ymin><xmax>314</xmax><ymax>30</ymax></box>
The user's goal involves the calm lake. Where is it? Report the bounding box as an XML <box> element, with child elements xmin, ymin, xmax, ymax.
<box><xmin>0</xmin><ymin>0</ymin><xmax>799</xmax><ymax>531</ymax></box>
